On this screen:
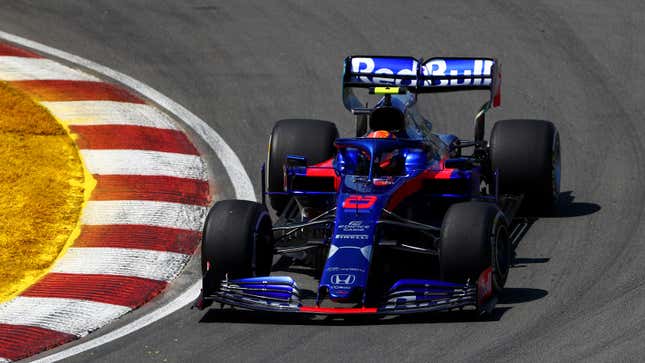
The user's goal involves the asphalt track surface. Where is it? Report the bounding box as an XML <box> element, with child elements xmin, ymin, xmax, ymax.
<box><xmin>1</xmin><ymin>1</ymin><xmax>644</xmax><ymax>361</ymax></box>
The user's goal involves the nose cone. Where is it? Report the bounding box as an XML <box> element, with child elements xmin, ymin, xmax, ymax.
<box><xmin>324</xmin><ymin>254</ymin><xmax>368</xmax><ymax>303</ymax></box>
<box><xmin>319</xmin><ymin>196</ymin><xmax>379</xmax><ymax>304</ymax></box>
<box><xmin>321</xmin><ymin>245</ymin><xmax>372</xmax><ymax>303</ymax></box>
<box><xmin>328</xmin><ymin>286</ymin><xmax>363</xmax><ymax>303</ymax></box>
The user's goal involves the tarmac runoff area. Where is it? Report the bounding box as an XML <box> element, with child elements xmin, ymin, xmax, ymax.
<box><xmin>0</xmin><ymin>42</ymin><xmax>211</xmax><ymax>362</ymax></box>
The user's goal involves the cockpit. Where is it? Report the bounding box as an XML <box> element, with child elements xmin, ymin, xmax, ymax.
<box><xmin>369</xmin><ymin>105</ymin><xmax>406</xmax><ymax>136</ymax></box>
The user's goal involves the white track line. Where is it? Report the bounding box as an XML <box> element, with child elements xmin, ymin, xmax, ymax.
<box><xmin>0</xmin><ymin>31</ymin><xmax>255</xmax><ymax>201</ymax></box>
<box><xmin>80</xmin><ymin>149</ymin><xmax>208</xmax><ymax>180</ymax></box>
<box><xmin>0</xmin><ymin>56</ymin><xmax>99</xmax><ymax>81</ymax></box>
<box><xmin>81</xmin><ymin>200</ymin><xmax>206</xmax><ymax>231</ymax></box>
<box><xmin>42</xmin><ymin>101</ymin><xmax>179</xmax><ymax>130</ymax></box>
<box><xmin>0</xmin><ymin>297</ymin><xmax>130</xmax><ymax>336</ymax></box>
<box><xmin>0</xmin><ymin>31</ymin><xmax>256</xmax><ymax>362</ymax></box>
<box><xmin>52</xmin><ymin>248</ymin><xmax>190</xmax><ymax>281</ymax></box>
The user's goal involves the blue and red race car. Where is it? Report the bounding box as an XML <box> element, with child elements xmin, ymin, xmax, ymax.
<box><xmin>195</xmin><ymin>56</ymin><xmax>561</xmax><ymax>317</ymax></box>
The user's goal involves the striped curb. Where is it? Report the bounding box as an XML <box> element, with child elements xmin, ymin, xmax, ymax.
<box><xmin>0</xmin><ymin>42</ymin><xmax>211</xmax><ymax>361</ymax></box>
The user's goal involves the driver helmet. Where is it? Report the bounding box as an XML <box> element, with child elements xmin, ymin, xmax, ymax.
<box><xmin>366</xmin><ymin>130</ymin><xmax>395</xmax><ymax>139</ymax></box>
<box><xmin>365</xmin><ymin>130</ymin><xmax>402</xmax><ymax>173</ymax></box>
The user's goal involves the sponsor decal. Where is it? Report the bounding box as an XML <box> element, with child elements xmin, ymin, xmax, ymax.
<box><xmin>349</xmin><ymin>57</ymin><xmax>494</xmax><ymax>88</ymax></box>
<box><xmin>337</xmin><ymin>220</ymin><xmax>370</xmax><ymax>232</ymax></box>
<box><xmin>335</xmin><ymin>234</ymin><xmax>369</xmax><ymax>240</ymax></box>
<box><xmin>350</xmin><ymin>57</ymin><xmax>418</xmax><ymax>86</ymax></box>
<box><xmin>421</xmin><ymin>59</ymin><xmax>494</xmax><ymax>87</ymax></box>
<box><xmin>326</xmin><ymin>266</ymin><xmax>366</xmax><ymax>273</ymax></box>
<box><xmin>373</xmin><ymin>177</ymin><xmax>395</xmax><ymax>186</ymax></box>
<box><xmin>342</xmin><ymin>195</ymin><xmax>377</xmax><ymax>209</ymax></box>
<box><xmin>331</xmin><ymin>274</ymin><xmax>356</xmax><ymax>285</ymax></box>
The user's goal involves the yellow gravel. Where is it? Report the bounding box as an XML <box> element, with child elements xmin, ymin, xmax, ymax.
<box><xmin>0</xmin><ymin>81</ymin><xmax>90</xmax><ymax>302</ymax></box>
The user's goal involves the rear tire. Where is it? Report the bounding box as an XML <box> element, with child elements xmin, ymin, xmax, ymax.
<box><xmin>266</xmin><ymin>119</ymin><xmax>338</xmax><ymax>215</ymax></box>
<box><xmin>490</xmin><ymin>119</ymin><xmax>561</xmax><ymax>214</ymax></box>
<box><xmin>440</xmin><ymin>202</ymin><xmax>510</xmax><ymax>292</ymax></box>
<box><xmin>201</xmin><ymin>200</ymin><xmax>273</xmax><ymax>294</ymax></box>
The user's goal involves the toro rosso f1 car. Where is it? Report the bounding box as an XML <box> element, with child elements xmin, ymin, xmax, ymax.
<box><xmin>195</xmin><ymin>56</ymin><xmax>561</xmax><ymax>316</ymax></box>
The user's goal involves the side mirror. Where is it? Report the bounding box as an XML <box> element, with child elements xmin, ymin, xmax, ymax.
<box><xmin>444</xmin><ymin>158</ymin><xmax>476</xmax><ymax>170</ymax></box>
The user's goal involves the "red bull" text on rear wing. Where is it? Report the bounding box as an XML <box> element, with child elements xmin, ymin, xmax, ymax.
<box><xmin>342</xmin><ymin>55</ymin><xmax>501</xmax><ymax>108</ymax></box>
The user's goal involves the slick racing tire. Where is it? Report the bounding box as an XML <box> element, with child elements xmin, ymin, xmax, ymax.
<box><xmin>490</xmin><ymin>119</ymin><xmax>561</xmax><ymax>214</ymax></box>
<box><xmin>201</xmin><ymin>200</ymin><xmax>273</xmax><ymax>294</ymax></box>
<box><xmin>266</xmin><ymin>119</ymin><xmax>338</xmax><ymax>215</ymax></box>
<box><xmin>440</xmin><ymin>202</ymin><xmax>511</xmax><ymax>293</ymax></box>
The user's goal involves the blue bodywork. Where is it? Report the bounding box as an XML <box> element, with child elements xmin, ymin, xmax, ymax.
<box><xmin>209</xmin><ymin>131</ymin><xmax>487</xmax><ymax>314</ymax></box>
<box><xmin>202</xmin><ymin>55</ymin><xmax>503</xmax><ymax>315</ymax></box>
<box><xmin>321</xmin><ymin>137</ymin><xmax>441</xmax><ymax>303</ymax></box>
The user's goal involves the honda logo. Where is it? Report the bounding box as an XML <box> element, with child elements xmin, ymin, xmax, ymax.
<box><xmin>331</xmin><ymin>274</ymin><xmax>356</xmax><ymax>285</ymax></box>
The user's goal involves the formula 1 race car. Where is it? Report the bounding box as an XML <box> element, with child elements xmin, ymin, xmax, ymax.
<box><xmin>195</xmin><ymin>56</ymin><xmax>561</xmax><ymax>316</ymax></box>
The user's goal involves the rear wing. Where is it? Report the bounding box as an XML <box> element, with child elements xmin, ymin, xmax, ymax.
<box><xmin>342</xmin><ymin>56</ymin><xmax>501</xmax><ymax>108</ymax></box>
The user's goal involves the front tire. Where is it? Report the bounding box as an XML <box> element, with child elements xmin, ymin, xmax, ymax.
<box><xmin>201</xmin><ymin>200</ymin><xmax>273</xmax><ymax>294</ymax></box>
<box><xmin>266</xmin><ymin>119</ymin><xmax>338</xmax><ymax>215</ymax></box>
<box><xmin>440</xmin><ymin>202</ymin><xmax>510</xmax><ymax>292</ymax></box>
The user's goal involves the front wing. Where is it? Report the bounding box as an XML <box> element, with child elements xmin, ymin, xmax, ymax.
<box><xmin>197</xmin><ymin>269</ymin><xmax>496</xmax><ymax>316</ymax></box>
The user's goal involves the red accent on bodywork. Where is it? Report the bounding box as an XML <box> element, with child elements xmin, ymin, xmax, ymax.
<box><xmin>305</xmin><ymin>158</ymin><xmax>340</xmax><ymax>190</ymax></box>
<box><xmin>429</xmin><ymin>169</ymin><xmax>455</xmax><ymax>180</ymax></box>
<box><xmin>477</xmin><ymin>266</ymin><xmax>494</xmax><ymax>304</ymax></box>
<box><xmin>386</xmin><ymin>167</ymin><xmax>458</xmax><ymax>210</ymax></box>
<box><xmin>493</xmin><ymin>69</ymin><xmax>502</xmax><ymax>107</ymax></box>
<box><xmin>305</xmin><ymin>158</ymin><xmax>334</xmax><ymax>177</ymax></box>
<box><xmin>299</xmin><ymin>306</ymin><xmax>378</xmax><ymax>314</ymax></box>
<box><xmin>343</xmin><ymin>195</ymin><xmax>377</xmax><ymax>209</ymax></box>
